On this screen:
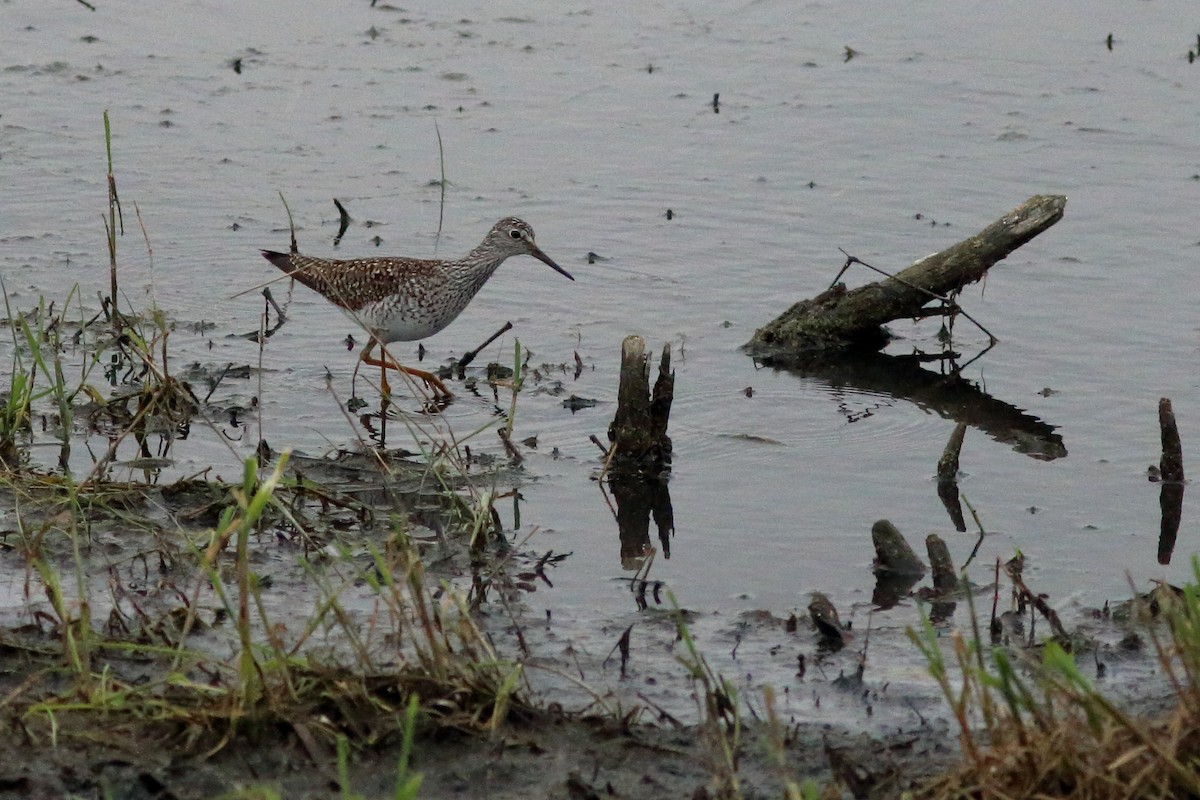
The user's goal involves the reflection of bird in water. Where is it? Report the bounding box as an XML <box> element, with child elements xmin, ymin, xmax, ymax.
<box><xmin>261</xmin><ymin>217</ymin><xmax>573</xmax><ymax>400</ymax></box>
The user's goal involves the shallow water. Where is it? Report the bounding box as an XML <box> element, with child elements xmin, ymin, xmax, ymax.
<box><xmin>3</xmin><ymin>0</ymin><xmax>1199</xmax><ymax>722</ymax></box>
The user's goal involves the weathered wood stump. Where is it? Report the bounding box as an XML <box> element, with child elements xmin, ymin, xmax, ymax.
<box><xmin>871</xmin><ymin>519</ymin><xmax>927</xmax><ymax>610</ymax></box>
<box><xmin>871</xmin><ymin>520</ymin><xmax>927</xmax><ymax>578</ymax></box>
<box><xmin>926</xmin><ymin>534</ymin><xmax>959</xmax><ymax>595</ymax></box>
<box><xmin>1157</xmin><ymin>398</ymin><xmax>1184</xmax><ymax>483</ymax></box>
<box><xmin>937</xmin><ymin>422</ymin><xmax>968</xmax><ymax>531</ymax></box>
<box><xmin>607</xmin><ymin>336</ymin><xmax>673</xmax><ymax>477</ymax></box>
<box><xmin>745</xmin><ymin>195</ymin><xmax>1067</xmax><ymax>359</ymax></box>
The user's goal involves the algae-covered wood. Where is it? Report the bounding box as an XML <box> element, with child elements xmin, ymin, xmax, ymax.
<box><xmin>746</xmin><ymin>195</ymin><xmax>1067</xmax><ymax>359</ymax></box>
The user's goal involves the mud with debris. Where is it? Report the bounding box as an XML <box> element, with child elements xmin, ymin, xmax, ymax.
<box><xmin>0</xmin><ymin>702</ymin><xmax>963</xmax><ymax>800</ymax></box>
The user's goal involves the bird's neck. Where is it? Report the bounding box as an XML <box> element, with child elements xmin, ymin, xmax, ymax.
<box><xmin>449</xmin><ymin>248</ymin><xmax>508</xmax><ymax>294</ymax></box>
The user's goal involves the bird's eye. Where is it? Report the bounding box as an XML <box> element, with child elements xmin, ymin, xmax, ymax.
<box><xmin>509</xmin><ymin>230</ymin><xmax>522</xmax><ymax>239</ymax></box>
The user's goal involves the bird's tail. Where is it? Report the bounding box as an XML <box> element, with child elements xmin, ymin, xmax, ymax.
<box><xmin>261</xmin><ymin>250</ymin><xmax>292</xmax><ymax>271</ymax></box>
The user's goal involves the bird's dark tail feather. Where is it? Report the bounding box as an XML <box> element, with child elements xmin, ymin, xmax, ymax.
<box><xmin>261</xmin><ymin>250</ymin><xmax>292</xmax><ymax>271</ymax></box>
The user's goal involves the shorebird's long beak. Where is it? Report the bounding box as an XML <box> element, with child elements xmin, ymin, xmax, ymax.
<box><xmin>531</xmin><ymin>247</ymin><xmax>575</xmax><ymax>281</ymax></box>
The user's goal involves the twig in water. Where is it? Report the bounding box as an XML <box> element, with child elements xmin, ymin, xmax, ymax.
<box><xmin>262</xmin><ymin>286</ymin><xmax>286</xmax><ymax>324</ymax></box>
<box><xmin>1005</xmin><ymin>566</ymin><xmax>1070</xmax><ymax>642</ymax></box>
<box><xmin>990</xmin><ymin>557</ymin><xmax>1002</xmax><ymax>641</ymax></box>
<box><xmin>333</xmin><ymin>198</ymin><xmax>351</xmax><ymax>245</ymax></box>
<box><xmin>833</xmin><ymin>249</ymin><xmax>999</xmax><ymax>344</ymax></box>
<box><xmin>134</xmin><ymin>202</ymin><xmax>155</xmax><ymax>299</ymax></box>
<box><xmin>602</xmin><ymin>624</ymin><xmax>634</xmax><ymax>678</ymax></box>
<box><xmin>280</xmin><ymin>191</ymin><xmax>298</xmax><ymax>254</ymax></box>
<box><xmin>458</xmin><ymin>321</ymin><xmax>513</xmax><ymax>371</ymax></box>
<box><xmin>203</xmin><ymin>363</ymin><xmax>235</xmax><ymax>404</ymax></box>
<box><xmin>959</xmin><ymin>493</ymin><xmax>988</xmax><ymax>570</ymax></box>
<box><xmin>434</xmin><ymin>120</ymin><xmax>446</xmax><ymax>245</ymax></box>
<box><xmin>497</xmin><ymin>427</ymin><xmax>522</xmax><ymax>464</ymax></box>
<box><xmin>256</xmin><ymin>308</ymin><xmax>267</xmax><ymax>464</ymax></box>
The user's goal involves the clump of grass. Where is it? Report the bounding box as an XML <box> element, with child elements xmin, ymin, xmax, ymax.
<box><xmin>0</xmin><ymin>290</ymin><xmax>39</xmax><ymax>467</ymax></box>
<box><xmin>6</xmin><ymin>447</ymin><xmax>534</xmax><ymax>738</ymax></box>
<box><xmin>672</xmin><ymin>593</ymin><xmax>743</xmax><ymax>799</ymax></box>
<box><xmin>102</xmin><ymin>108</ymin><xmax>123</xmax><ymax>326</ymax></box>
<box><xmin>911</xmin><ymin>557</ymin><xmax>1200</xmax><ymax>799</ymax></box>
<box><xmin>0</xmin><ymin>113</ymin><xmax>197</xmax><ymax>484</ymax></box>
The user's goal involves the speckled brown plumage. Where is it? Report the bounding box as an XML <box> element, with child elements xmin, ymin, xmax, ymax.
<box><xmin>261</xmin><ymin>217</ymin><xmax>573</xmax><ymax>344</ymax></box>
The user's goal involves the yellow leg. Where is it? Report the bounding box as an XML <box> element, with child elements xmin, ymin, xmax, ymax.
<box><xmin>359</xmin><ymin>341</ymin><xmax>452</xmax><ymax>399</ymax></box>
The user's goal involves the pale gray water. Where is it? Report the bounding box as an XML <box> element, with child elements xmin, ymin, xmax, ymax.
<box><xmin>2</xmin><ymin>0</ymin><xmax>1198</xmax><ymax>722</ymax></box>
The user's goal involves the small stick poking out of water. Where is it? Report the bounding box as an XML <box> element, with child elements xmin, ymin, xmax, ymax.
<box><xmin>1157</xmin><ymin>397</ymin><xmax>1184</xmax><ymax>483</ymax></box>
<box><xmin>937</xmin><ymin>422</ymin><xmax>967</xmax><ymax>483</ymax></box>
<box><xmin>603</xmin><ymin>624</ymin><xmax>634</xmax><ymax>678</ymax></box>
<box><xmin>333</xmin><ymin>198</ymin><xmax>351</xmax><ymax>245</ymax></box>
<box><xmin>262</xmin><ymin>286</ymin><xmax>286</xmax><ymax>324</ymax></box>
<box><xmin>457</xmin><ymin>321</ymin><xmax>514</xmax><ymax>372</ymax></box>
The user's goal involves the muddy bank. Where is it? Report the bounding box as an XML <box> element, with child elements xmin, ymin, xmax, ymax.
<box><xmin>0</xmin><ymin>710</ymin><xmax>961</xmax><ymax>800</ymax></box>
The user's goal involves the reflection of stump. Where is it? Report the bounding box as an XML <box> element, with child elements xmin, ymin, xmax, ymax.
<box><xmin>611</xmin><ymin>477</ymin><xmax>675</xmax><ymax>566</ymax></box>
<box><xmin>607</xmin><ymin>336</ymin><xmax>676</xmax><ymax>565</ymax></box>
<box><xmin>607</xmin><ymin>336</ymin><xmax>674</xmax><ymax>478</ymax></box>
<box><xmin>1159</xmin><ymin>482</ymin><xmax>1183</xmax><ymax>565</ymax></box>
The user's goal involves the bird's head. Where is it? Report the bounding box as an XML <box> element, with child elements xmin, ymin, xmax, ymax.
<box><xmin>485</xmin><ymin>217</ymin><xmax>574</xmax><ymax>280</ymax></box>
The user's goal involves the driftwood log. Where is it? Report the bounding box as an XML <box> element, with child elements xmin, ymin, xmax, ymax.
<box><xmin>746</xmin><ymin>195</ymin><xmax>1067</xmax><ymax>359</ymax></box>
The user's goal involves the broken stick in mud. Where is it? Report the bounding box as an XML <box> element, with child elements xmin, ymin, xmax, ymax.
<box><xmin>745</xmin><ymin>194</ymin><xmax>1067</xmax><ymax>359</ymax></box>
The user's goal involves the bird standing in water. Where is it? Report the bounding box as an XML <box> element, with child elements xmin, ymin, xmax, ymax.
<box><xmin>261</xmin><ymin>217</ymin><xmax>573</xmax><ymax>400</ymax></box>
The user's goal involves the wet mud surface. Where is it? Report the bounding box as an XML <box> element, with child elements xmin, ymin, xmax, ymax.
<box><xmin>0</xmin><ymin>708</ymin><xmax>962</xmax><ymax>800</ymax></box>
